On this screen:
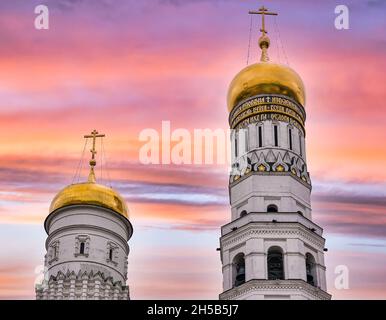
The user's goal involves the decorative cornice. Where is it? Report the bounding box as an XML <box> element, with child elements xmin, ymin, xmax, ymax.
<box><xmin>219</xmin><ymin>279</ymin><xmax>331</xmax><ymax>300</ymax></box>
<box><xmin>44</xmin><ymin>204</ymin><xmax>133</xmax><ymax>240</ymax></box>
<box><xmin>221</xmin><ymin>223</ymin><xmax>326</xmax><ymax>250</ymax></box>
<box><xmin>46</xmin><ymin>259</ymin><xmax>127</xmax><ymax>280</ymax></box>
<box><xmin>221</xmin><ymin>212</ymin><xmax>323</xmax><ymax>236</ymax></box>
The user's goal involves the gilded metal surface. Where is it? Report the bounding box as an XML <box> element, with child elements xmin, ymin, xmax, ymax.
<box><xmin>49</xmin><ymin>182</ymin><xmax>128</xmax><ymax>218</ymax></box>
<box><xmin>227</xmin><ymin>63</ymin><xmax>305</xmax><ymax>113</ymax></box>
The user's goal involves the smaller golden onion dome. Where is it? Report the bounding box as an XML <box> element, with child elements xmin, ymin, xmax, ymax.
<box><xmin>49</xmin><ymin>182</ymin><xmax>128</xmax><ymax>218</ymax></box>
<box><xmin>227</xmin><ymin>62</ymin><xmax>305</xmax><ymax>113</ymax></box>
<box><xmin>49</xmin><ymin>130</ymin><xmax>128</xmax><ymax>219</ymax></box>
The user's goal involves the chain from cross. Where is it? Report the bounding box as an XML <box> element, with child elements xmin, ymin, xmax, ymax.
<box><xmin>249</xmin><ymin>6</ymin><xmax>278</xmax><ymax>35</ymax></box>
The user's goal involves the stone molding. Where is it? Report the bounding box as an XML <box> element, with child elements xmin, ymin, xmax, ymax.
<box><xmin>221</xmin><ymin>223</ymin><xmax>325</xmax><ymax>250</ymax></box>
<box><xmin>219</xmin><ymin>279</ymin><xmax>331</xmax><ymax>300</ymax></box>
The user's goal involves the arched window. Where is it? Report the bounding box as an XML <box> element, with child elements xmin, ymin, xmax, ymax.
<box><xmin>109</xmin><ymin>248</ymin><xmax>113</xmax><ymax>261</ymax></box>
<box><xmin>288</xmin><ymin>127</ymin><xmax>293</xmax><ymax>150</ymax></box>
<box><xmin>267</xmin><ymin>204</ymin><xmax>278</xmax><ymax>212</ymax></box>
<box><xmin>240</xmin><ymin>210</ymin><xmax>248</xmax><ymax>218</ymax></box>
<box><xmin>267</xmin><ymin>246</ymin><xmax>284</xmax><ymax>280</ymax></box>
<box><xmin>306</xmin><ymin>253</ymin><xmax>317</xmax><ymax>286</ymax></box>
<box><xmin>233</xmin><ymin>253</ymin><xmax>245</xmax><ymax>287</ymax></box>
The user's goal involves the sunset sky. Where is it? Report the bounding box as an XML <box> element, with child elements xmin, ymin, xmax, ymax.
<box><xmin>0</xmin><ymin>0</ymin><xmax>385</xmax><ymax>299</ymax></box>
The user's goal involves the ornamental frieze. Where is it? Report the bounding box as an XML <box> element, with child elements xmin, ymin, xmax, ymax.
<box><xmin>230</xmin><ymin>148</ymin><xmax>311</xmax><ymax>185</ymax></box>
<box><xmin>229</xmin><ymin>95</ymin><xmax>306</xmax><ymax>133</ymax></box>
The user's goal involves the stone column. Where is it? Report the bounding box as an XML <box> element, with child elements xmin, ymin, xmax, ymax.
<box><xmin>222</xmin><ymin>264</ymin><xmax>233</xmax><ymax>291</ymax></box>
<box><xmin>49</xmin><ymin>281</ymin><xmax>55</xmax><ymax>300</ymax></box>
<box><xmin>286</xmin><ymin>239</ymin><xmax>306</xmax><ymax>280</ymax></box>
<box><xmin>105</xmin><ymin>281</ymin><xmax>111</xmax><ymax>300</ymax></box>
<box><xmin>57</xmin><ymin>275</ymin><xmax>64</xmax><ymax>300</ymax></box>
<box><xmin>245</xmin><ymin>238</ymin><xmax>265</xmax><ymax>280</ymax></box>
<box><xmin>124</xmin><ymin>286</ymin><xmax>130</xmax><ymax>300</ymax></box>
<box><xmin>316</xmin><ymin>250</ymin><xmax>327</xmax><ymax>291</ymax></box>
<box><xmin>221</xmin><ymin>249</ymin><xmax>232</xmax><ymax>291</ymax></box>
<box><xmin>42</xmin><ymin>281</ymin><xmax>49</xmax><ymax>300</ymax></box>
<box><xmin>81</xmin><ymin>274</ymin><xmax>88</xmax><ymax>300</ymax></box>
<box><xmin>94</xmin><ymin>280</ymin><xmax>101</xmax><ymax>300</ymax></box>
<box><xmin>69</xmin><ymin>274</ymin><xmax>76</xmax><ymax>300</ymax></box>
<box><xmin>113</xmin><ymin>286</ymin><xmax>119</xmax><ymax>300</ymax></box>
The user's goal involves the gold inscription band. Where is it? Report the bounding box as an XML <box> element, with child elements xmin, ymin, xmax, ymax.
<box><xmin>230</xmin><ymin>95</ymin><xmax>306</xmax><ymax>121</ymax></box>
<box><xmin>229</xmin><ymin>95</ymin><xmax>306</xmax><ymax>134</ymax></box>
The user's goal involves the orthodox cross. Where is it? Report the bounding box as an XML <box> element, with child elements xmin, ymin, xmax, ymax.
<box><xmin>249</xmin><ymin>6</ymin><xmax>278</xmax><ymax>35</ymax></box>
<box><xmin>84</xmin><ymin>130</ymin><xmax>105</xmax><ymax>181</ymax></box>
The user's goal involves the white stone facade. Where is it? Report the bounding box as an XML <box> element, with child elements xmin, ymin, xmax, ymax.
<box><xmin>36</xmin><ymin>205</ymin><xmax>133</xmax><ymax>300</ymax></box>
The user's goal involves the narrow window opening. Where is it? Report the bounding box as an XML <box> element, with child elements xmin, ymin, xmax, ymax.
<box><xmin>80</xmin><ymin>242</ymin><xmax>85</xmax><ymax>255</ymax></box>
<box><xmin>299</xmin><ymin>135</ymin><xmax>303</xmax><ymax>156</ymax></box>
<box><xmin>289</xmin><ymin>128</ymin><xmax>293</xmax><ymax>150</ymax></box>
<box><xmin>109</xmin><ymin>248</ymin><xmax>113</xmax><ymax>261</ymax></box>
<box><xmin>245</xmin><ymin>129</ymin><xmax>249</xmax><ymax>152</ymax></box>
<box><xmin>274</xmin><ymin>125</ymin><xmax>278</xmax><ymax>147</ymax></box>
<box><xmin>258</xmin><ymin>126</ymin><xmax>263</xmax><ymax>147</ymax></box>
<box><xmin>235</xmin><ymin>132</ymin><xmax>238</xmax><ymax>158</ymax></box>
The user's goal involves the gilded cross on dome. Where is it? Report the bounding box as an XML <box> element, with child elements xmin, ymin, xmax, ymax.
<box><xmin>249</xmin><ymin>6</ymin><xmax>278</xmax><ymax>62</ymax></box>
<box><xmin>249</xmin><ymin>6</ymin><xmax>278</xmax><ymax>35</ymax></box>
<box><xmin>84</xmin><ymin>129</ymin><xmax>105</xmax><ymax>183</ymax></box>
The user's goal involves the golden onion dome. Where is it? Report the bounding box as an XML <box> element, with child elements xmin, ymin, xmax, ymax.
<box><xmin>227</xmin><ymin>12</ymin><xmax>305</xmax><ymax>113</ymax></box>
<box><xmin>227</xmin><ymin>62</ymin><xmax>305</xmax><ymax>113</ymax></box>
<box><xmin>49</xmin><ymin>130</ymin><xmax>128</xmax><ymax>219</ymax></box>
<box><xmin>49</xmin><ymin>181</ymin><xmax>128</xmax><ymax>218</ymax></box>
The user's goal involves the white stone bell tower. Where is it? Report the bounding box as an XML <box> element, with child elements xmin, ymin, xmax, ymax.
<box><xmin>219</xmin><ymin>7</ymin><xmax>331</xmax><ymax>300</ymax></box>
<box><xmin>35</xmin><ymin>130</ymin><xmax>133</xmax><ymax>300</ymax></box>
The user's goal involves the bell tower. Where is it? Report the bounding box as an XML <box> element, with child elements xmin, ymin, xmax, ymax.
<box><xmin>35</xmin><ymin>131</ymin><xmax>133</xmax><ymax>300</ymax></box>
<box><xmin>219</xmin><ymin>7</ymin><xmax>331</xmax><ymax>300</ymax></box>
